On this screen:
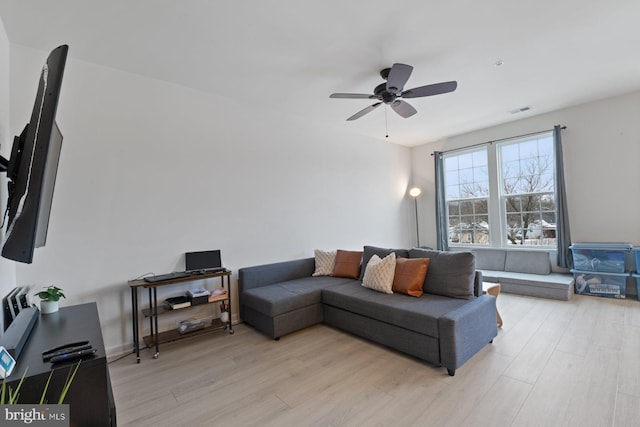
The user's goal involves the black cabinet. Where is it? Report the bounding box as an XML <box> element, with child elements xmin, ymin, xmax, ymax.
<box><xmin>4</xmin><ymin>302</ymin><xmax>116</xmax><ymax>426</ymax></box>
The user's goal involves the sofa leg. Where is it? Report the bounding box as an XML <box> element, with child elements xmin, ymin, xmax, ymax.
<box><xmin>447</xmin><ymin>368</ymin><xmax>455</xmax><ymax>376</ymax></box>
<box><xmin>274</xmin><ymin>337</ymin><xmax>280</xmax><ymax>341</ymax></box>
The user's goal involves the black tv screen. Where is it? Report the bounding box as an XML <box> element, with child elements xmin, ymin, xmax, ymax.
<box><xmin>1</xmin><ymin>45</ymin><xmax>68</xmax><ymax>264</ymax></box>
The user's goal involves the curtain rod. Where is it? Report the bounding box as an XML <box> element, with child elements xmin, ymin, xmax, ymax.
<box><xmin>430</xmin><ymin>125</ymin><xmax>566</xmax><ymax>156</ymax></box>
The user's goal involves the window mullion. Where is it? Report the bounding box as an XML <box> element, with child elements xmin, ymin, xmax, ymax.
<box><xmin>486</xmin><ymin>143</ymin><xmax>502</xmax><ymax>247</ymax></box>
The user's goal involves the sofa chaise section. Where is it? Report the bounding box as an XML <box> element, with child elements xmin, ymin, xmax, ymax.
<box><xmin>239</xmin><ymin>257</ymin><xmax>354</xmax><ymax>339</ymax></box>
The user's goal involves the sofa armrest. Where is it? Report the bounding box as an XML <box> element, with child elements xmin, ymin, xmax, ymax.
<box><xmin>474</xmin><ymin>270</ymin><xmax>483</xmax><ymax>297</ymax></box>
<box><xmin>238</xmin><ymin>258</ymin><xmax>316</xmax><ymax>294</ymax></box>
<box><xmin>438</xmin><ymin>294</ymin><xmax>497</xmax><ymax>374</ymax></box>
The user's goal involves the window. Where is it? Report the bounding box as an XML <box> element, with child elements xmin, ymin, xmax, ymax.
<box><xmin>444</xmin><ymin>149</ymin><xmax>490</xmax><ymax>245</ymax></box>
<box><xmin>499</xmin><ymin>135</ymin><xmax>556</xmax><ymax>246</ymax></box>
<box><xmin>443</xmin><ymin>131</ymin><xmax>556</xmax><ymax>248</ymax></box>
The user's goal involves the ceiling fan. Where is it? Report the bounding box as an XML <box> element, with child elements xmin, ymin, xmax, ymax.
<box><xmin>330</xmin><ymin>63</ymin><xmax>457</xmax><ymax>121</ymax></box>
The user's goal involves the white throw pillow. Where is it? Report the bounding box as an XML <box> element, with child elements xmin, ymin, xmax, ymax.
<box><xmin>313</xmin><ymin>249</ymin><xmax>337</xmax><ymax>276</ymax></box>
<box><xmin>362</xmin><ymin>252</ymin><xmax>396</xmax><ymax>294</ymax></box>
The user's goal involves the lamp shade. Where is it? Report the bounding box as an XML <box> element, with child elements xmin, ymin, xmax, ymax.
<box><xmin>409</xmin><ymin>187</ymin><xmax>422</xmax><ymax>198</ymax></box>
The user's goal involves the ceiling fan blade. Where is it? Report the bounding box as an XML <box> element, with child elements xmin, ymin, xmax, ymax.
<box><xmin>401</xmin><ymin>81</ymin><xmax>458</xmax><ymax>98</ymax></box>
<box><xmin>330</xmin><ymin>93</ymin><xmax>377</xmax><ymax>99</ymax></box>
<box><xmin>390</xmin><ymin>100</ymin><xmax>417</xmax><ymax>118</ymax></box>
<box><xmin>386</xmin><ymin>63</ymin><xmax>413</xmax><ymax>94</ymax></box>
<box><xmin>347</xmin><ymin>102</ymin><xmax>382</xmax><ymax>121</ymax></box>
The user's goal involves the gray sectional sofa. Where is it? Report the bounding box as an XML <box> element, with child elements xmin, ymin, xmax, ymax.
<box><xmin>472</xmin><ymin>248</ymin><xmax>574</xmax><ymax>300</ymax></box>
<box><xmin>239</xmin><ymin>247</ymin><xmax>498</xmax><ymax>376</ymax></box>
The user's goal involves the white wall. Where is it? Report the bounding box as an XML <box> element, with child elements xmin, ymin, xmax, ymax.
<box><xmin>8</xmin><ymin>45</ymin><xmax>414</xmax><ymax>355</ymax></box>
<box><xmin>411</xmin><ymin>91</ymin><xmax>640</xmax><ymax>249</ymax></box>
<box><xmin>0</xmin><ymin>18</ymin><xmax>8</xmax><ymax>150</ymax></box>
<box><xmin>0</xmin><ymin>17</ymin><xmax>17</xmax><ymax>332</ymax></box>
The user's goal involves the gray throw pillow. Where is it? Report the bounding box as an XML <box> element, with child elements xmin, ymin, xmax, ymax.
<box><xmin>360</xmin><ymin>246</ymin><xmax>410</xmax><ymax>280</ymax></box>
<box><xmin>408</xmin><ymin>248</ymin><xmax>475</xmax><ymax>300</ymax></box>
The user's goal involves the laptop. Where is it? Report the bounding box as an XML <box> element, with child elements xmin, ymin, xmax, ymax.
<box><xmin>185</xmin><ymin>250</ymin><xmax>224</xmax><ymax>273</ymax></box>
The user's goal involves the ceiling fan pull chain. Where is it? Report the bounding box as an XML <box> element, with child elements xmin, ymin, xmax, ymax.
<box><xmin>385</xmin><ymin>105</ymin><xmax>389</xmax><ymax>138</ymax></box>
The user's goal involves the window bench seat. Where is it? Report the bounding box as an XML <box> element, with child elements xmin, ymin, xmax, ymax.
<box><xmin>472</xmin><ymin>249</ymin><xmax>574</xmax><ymax>301</ymax></box>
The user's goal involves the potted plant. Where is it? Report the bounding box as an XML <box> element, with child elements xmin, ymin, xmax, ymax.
<box><xmin>36</xmin><ymin>286</ymin><xmax>66</xmax><ymax>314</ymax></box>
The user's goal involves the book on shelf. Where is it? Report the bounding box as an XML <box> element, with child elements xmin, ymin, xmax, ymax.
<box><xmin>166</xmin><ymin>296</ymin><xmax>191</xmax><ymax>309</ymax></box>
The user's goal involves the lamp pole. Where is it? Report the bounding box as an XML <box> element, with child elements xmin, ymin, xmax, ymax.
<box><xmin>409</xmin><ymin>187</ymin><xmax>422</xmax><ymax>247</ymax></box>
<box><xmin>414</xmin><ymin>197</ymin><xmax>420</xmax><ymax>246</ymax></box>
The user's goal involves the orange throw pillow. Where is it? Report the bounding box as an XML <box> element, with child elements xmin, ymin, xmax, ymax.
<box><xmin>331</xmin><ymin>250</ymin><xmax>363</xmax><ymax>279</ymax></box>
<box><xmin>392</xmin><ymin>257</ymin><xmax>430</xmax><ymax>297</ymax></box>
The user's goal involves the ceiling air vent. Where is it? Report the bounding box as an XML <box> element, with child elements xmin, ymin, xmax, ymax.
<box><xmin>509</xmin><ymin>106</ymin><xmax>532</xmax><ymax>114</ymax></box>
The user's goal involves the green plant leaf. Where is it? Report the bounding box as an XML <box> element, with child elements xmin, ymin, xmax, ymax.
<box><xmin>8</xmin><ymin>368</ymin><xmax>28</xmax><ymax>404</ymax></box>
<box><xmin>40</xmin><ymin>370</ymin><xmax>54</xmax><ymax>404</ymax></box>
<box><xmin>58</xmin><ymin>361</ymin><xmax>81</xmax><ymax>404</ymax></box>
<box><xmin>37</xmin><ymin>286</ymin><xmax>65</xmax><ymax>301</ymax></box>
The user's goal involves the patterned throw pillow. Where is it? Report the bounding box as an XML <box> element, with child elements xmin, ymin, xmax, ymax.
<box><xmin>313</xmin><ymin>249</ymin><xmax>336</xmax><ymax>276</ymax></box>
<box><xmin>362</xmin><ymin>252</ymin><xmax>397</xmax><ymax>294</ymax></box>
<box><xmin>359</xmin><ymin>246</ymin><xmax>410</xmax><ymax>280</ymax></box>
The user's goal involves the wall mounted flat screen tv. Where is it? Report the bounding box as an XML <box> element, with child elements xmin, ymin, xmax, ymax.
<box><xmin>0</xmin><ymin>45</ymin><xmax>68</xmax><ymax>264</ymax></box>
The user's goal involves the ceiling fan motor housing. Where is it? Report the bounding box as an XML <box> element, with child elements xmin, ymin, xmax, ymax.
<box><xmin>374</xmin><ymin>82</ymin><xmax>397</xmax><ymax>104</ymax></box>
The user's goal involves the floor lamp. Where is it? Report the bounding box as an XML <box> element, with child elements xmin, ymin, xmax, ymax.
<box><xmin>409</xmin><ymin>187</ymin><xmax>422</xmax><ymax>247</ymax></box>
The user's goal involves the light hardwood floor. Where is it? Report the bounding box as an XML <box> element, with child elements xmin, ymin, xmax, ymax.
<box><xmin>109</xmin><ymin>293</ymin><xmax>640</xmax><ymax>426</ymax></box>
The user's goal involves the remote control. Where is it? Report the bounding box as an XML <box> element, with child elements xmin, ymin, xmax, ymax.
<box><xmin>50</xmin><ymin>348</ymin><xmax>97</xmax><ymax>364</ymax></box>
<box><xmin>42</xmin><ymin>340</ymin><xmax>90</xmax><ymax>357</ymax></box>
<box><xmin>43</xmin><ymin>344</ymin><xmax>93</xmax><ymax>361</ymax></box>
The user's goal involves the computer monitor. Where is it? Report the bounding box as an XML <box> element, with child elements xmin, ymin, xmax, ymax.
<box><xmin>185</xmin><ymin>250</ymin><xmax>222</xmax><ymax>272</ymax></box>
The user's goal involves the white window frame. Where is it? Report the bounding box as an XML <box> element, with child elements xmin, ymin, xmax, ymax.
<box><xmin>497</xmin><ymin>132</ymin><xmax>556</xmax><ymax>248</ymax></box>
<box><xmin>444</xmin><ymin>131</ymin><xmax>556</xmax><ymax>250</ymax></box>
<box><xmin>443</xmin><ymin>146</ymin><xmax>491</xmax><ymax>246</ymax></box>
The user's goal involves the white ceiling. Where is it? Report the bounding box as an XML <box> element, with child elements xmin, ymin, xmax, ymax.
<box><xmin>1</xmin><ymin>0</ymin><xmax>640</xmax><ymax>147</ymax></box>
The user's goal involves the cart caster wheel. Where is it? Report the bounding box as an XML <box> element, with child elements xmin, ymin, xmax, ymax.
<box><xmin>153</xmin><ymin>353</ymin><xmax>159</xmax><ymax>359</ymax></box>
<box><xmin>229</xmin><ymin>329</ymin><xmax>235</xmax><ymax>335</ymax></box>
